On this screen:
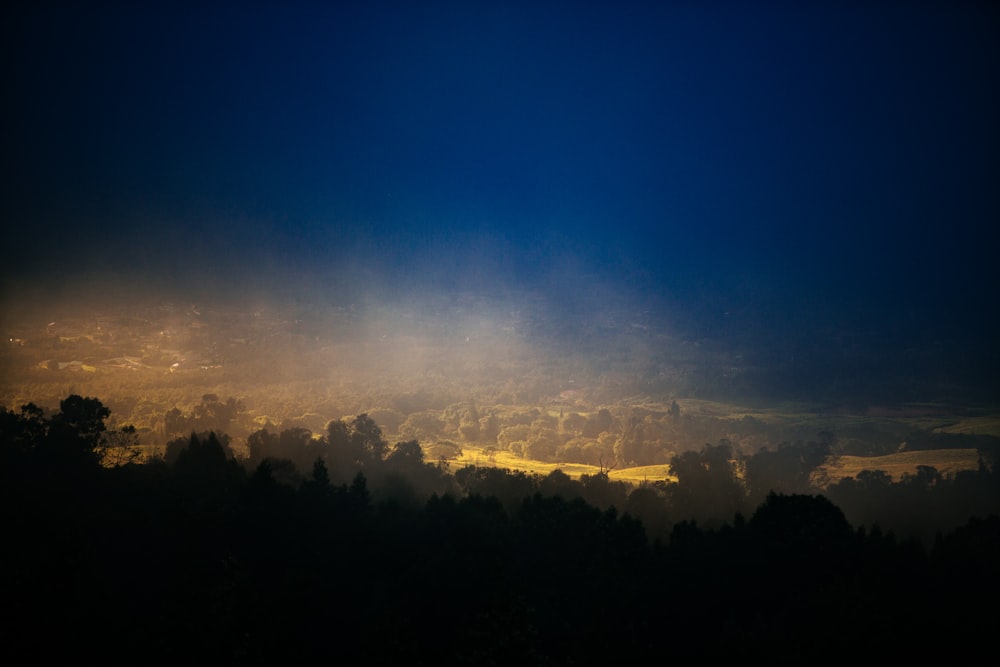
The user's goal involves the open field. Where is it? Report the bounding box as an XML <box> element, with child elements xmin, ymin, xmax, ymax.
<box><xmin>933</xmin><ymin>416</ymin><xmax>1000</xmax><ymax>437</ymax></box>
<box><xmin>440</xmin><ymin>443</ymin><xmax>677</xmax><ymax>483</ymax></box>
<box><xmin>441</xmin><ymin>443</ymin><xmax>983</xmax><ymax>491</ymax></box>
<box><xmin>812</xmin><ymin>448</ymin><xmax>982</xmax><ymax>487</ymax></box>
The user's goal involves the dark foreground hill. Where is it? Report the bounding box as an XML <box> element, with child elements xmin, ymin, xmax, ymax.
<box><xmin>2</xmin><ymin>396</ymin><xmax>998</xmax><ymax>663</ymax></box>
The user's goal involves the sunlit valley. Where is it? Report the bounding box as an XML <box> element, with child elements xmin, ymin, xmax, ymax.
<box><xmin>4</xmin><ymin>2</ymin><xmax>999</xmax><ymax>662</ymax></box>
<box><xmin>3</xmin><ymin>279</ymin><xmax>998</xmax><ymax>662</ymax></box>
<box><xmin>5</xmin><ymin>282</ymin><xmax>996</xmax><ymax>474</ymax></box>
<box><xmin>3</xmin><ymin>275</ymin><xmax>997</xmax><ymax>528</ymax></box>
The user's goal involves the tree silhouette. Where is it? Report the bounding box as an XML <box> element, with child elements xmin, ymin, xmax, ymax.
<box><xmin>667</xmin><ymin>441</ymin><xmax>748</xmax><ymax>528</ymax></box>
<box><xmin>164</xmin><ymin>394</ymin><xmax>244</xmax><ymax>439</ymax></box>
<box><xmin>351</xmin><ymin>413</ymin><xmax>388</xmax><ymax>462</ymax></box>
<box><xmin>386</xmin><ymin>438</ymin><xmax>423</xmax><ymax>467</ymax></box>
<box><xmin>744</xmin><ymin>439</ymin><xmax>829</xmax><ymax>506</ymax></box>
<box><xmin>54</xmin><ymin>395</ymin><xmax>110</xmax><ymax>444</ymax></box>
<box><xmin>748</xmin><ymin>491</ymin><xmax>853</xmax><ymax>546</ymax></box>
<box><xmin>3</xmin><ymin>392</ymin><xmax>999</xmax><ymax>663</ymax></box>
<box><xmin>98</xmin><ymin>424</ymin><xmax>143</xmax><ymax>467</ymax></box>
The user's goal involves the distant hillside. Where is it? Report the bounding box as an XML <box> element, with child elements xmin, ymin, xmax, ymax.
<box><xmin>813</xmin><ymin>448</ymin><xmax>982</xmax><ymax>488</ymax></box>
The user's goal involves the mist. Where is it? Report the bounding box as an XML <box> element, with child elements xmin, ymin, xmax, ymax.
<box><xmin>4</xmin><ymin>2</ymin><xmax>998</xmax><ymax>412</ymax></box>
<box><xmin>2</xmin><ymin>5</ymin><xmax>999</xmax><ymax>661</ymax></box>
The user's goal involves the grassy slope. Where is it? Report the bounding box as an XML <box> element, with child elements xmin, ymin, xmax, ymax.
<box><xmin>813</xmin><ymin>448</ymin><xmax>982</xmax><ymax>487</ymax></box>
<box><xmin>449</xmin><ymin>443</ymin><xmax>981</xmax><ymax>489</ymax></box>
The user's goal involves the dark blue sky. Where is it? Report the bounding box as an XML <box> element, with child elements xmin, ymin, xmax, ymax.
<box><xmin>3</xmin><ymin>2</ymin><xmax>998</xmax><ymax>398</ymax></box>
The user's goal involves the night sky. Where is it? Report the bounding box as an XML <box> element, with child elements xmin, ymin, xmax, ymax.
<box><xmin>3</xmin><ymin>2</ymin><xmax>998</xmax><ymax>401</ymax></box>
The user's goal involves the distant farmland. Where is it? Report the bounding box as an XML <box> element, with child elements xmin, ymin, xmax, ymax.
<box><xmin>812</xmin><ymin>448</ymin><xmax>982</xmax><ymax>487</ymax></box>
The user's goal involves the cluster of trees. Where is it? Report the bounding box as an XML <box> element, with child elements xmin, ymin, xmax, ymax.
<box><xmin>259</xmin><ymin>396</ymin><xmax>980</xmax><ymax>474</ymax></box>
<box><xmin>164</xmin><ymin>393</ymin><xmax>244</xmax><ymax>440</ymax></box>
<box><xmin>155</xmin><ymin>403</ymin><xmax>1000</xmax><ymax>544</ymax></box>
<box><xmin>2</xmin><ymin>395</ymin><xmax>999</xmax><ymax>662</ymax></box>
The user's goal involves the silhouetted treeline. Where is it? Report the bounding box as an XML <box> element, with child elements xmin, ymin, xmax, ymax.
<box><xmin>2</xmin><ymin>396</ymin><xmax>999</xmax><ymax>663</ymax></box>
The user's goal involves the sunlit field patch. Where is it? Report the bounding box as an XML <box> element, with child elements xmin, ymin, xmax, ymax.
<box><xmin>812</xmin><ymin>448</ymin><xmax>982</xmax><ymax>487</ymax></box>
<box><xmin>445</xmin><ymin>443</ymin><xmax>611</xmax><ymax>480</ymax></box>
<box><xmin>934</xmin><ymin>416</ymin><xmax>1000</xmax><ymax>437</ymax></box>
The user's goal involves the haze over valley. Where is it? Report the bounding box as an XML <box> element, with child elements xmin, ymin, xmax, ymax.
<box><xmin>2</xmin><ymin>4</ymin><xmax>998</xmax><ymax>662</ymax></box>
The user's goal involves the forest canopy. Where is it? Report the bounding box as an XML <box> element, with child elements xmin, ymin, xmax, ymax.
<box><xmin>2</xmin><ymin>393</ymin><xmax>998</xmax><ymax>663</ymax></box>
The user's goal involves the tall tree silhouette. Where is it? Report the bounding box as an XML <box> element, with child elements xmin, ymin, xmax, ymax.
<box><xmin>667</xmin><ymin>441</ymin><xmax>748</xmax><ymax>527</ymax></box>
